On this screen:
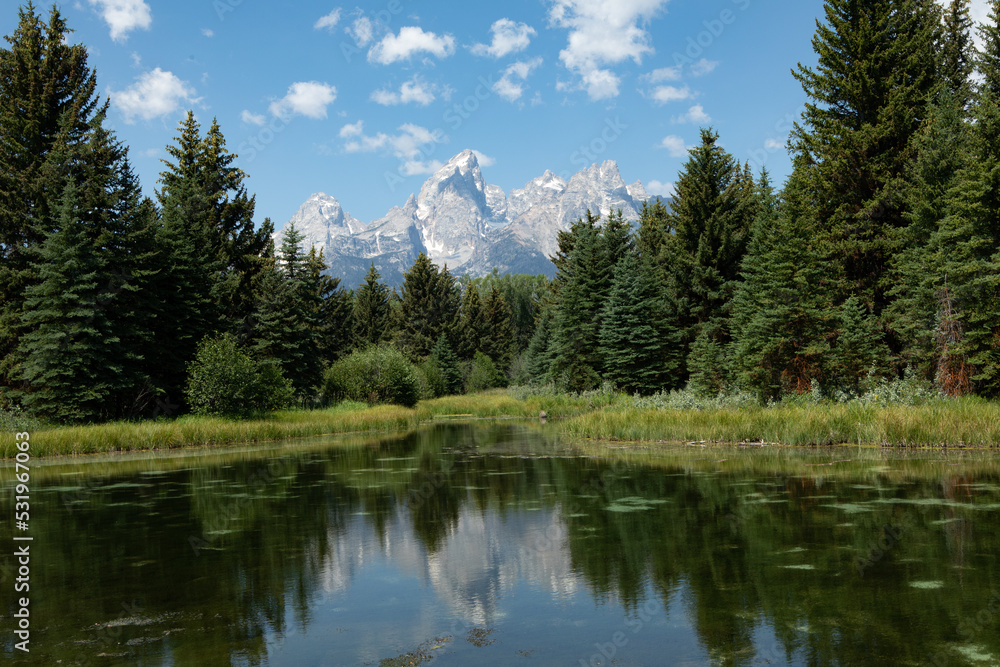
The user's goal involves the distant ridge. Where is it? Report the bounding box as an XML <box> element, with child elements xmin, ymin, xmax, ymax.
<box><xmin>275</xmin><ymin>150</ymin><xmax>653</xmax><ymax>287</ymax></box>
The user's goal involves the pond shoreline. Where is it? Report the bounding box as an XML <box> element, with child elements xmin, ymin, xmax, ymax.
<box><xmin>5</xmin><ymin>392</ymin><xmax>1000</xmax><ymax>458</ymax></box>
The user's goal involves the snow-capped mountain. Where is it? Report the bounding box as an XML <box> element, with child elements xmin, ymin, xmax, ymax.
<box><xmin>275</xmin><ymin>149</ymin><xmax>652</xmax><ymax>287</ymax></box>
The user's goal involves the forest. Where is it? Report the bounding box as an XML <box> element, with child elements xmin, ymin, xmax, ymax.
<box><xmin>3</xmin><ymin>0</ymin><xmax>1000</xmax><ymax>425</ymax></box>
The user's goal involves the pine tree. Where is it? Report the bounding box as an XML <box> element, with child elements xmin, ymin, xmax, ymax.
<box><xmin>523</xmin><ymin>303</ymin><xmax>555</xmax><ymax>384</ymax></box>
<box><xmin>398</xmin><ymin>253</ymin><xmax>460</xmax><ymax>359</ymax></box>
<box><xmin>430</xmin><ymin>334</ymin><xmax>463</xmax><ymax>396</ymax></box>
<box><xmin>660</xmin><ymin>129</ymin><xmax>756</xmax><ymax>382</ymax></box>
<box><xmin>0</xmin><ymin>3</ymin><xmax>106</xmax><ymax>391</ymax></box>
<box><xmin>940</xmin><ymin>0</ymin><xmax>974</xmax><ymax>109</ymax></box>
<box><xmin>548</xmin><ymin>217</ymin><xmax>610</xmax><ymax>391</ymax></box>
<box><xmin>353</xmin><ymin>264</ymin><xmax>393</xmax><ymax>348</ymax></box>
<box><xmin>458</xmin><ymin>282</ymin><xmax>485</xmax><ymax>360</ymax></box>
<box><xmin>790</xmin><ymin>0</ymin><xmax>938</xmax><ymax>313</ymax></box>
<box><xmin>637</xmin><ymin>198</ymin><xmax>672</xmax><ymax>267</ymax></box>
<box><xmin>252</xmin><ymin>222</ymin><xmax>322</xmax><ymax>396</ymax></box>
<box><xmin>598</xmin><ymin>251</ymin><xmax>681</xmax><ymax>395</ymax></box>
<box><xmin>890</xmin><ymin>91</ymin><xmax>972</xmax><ymax>376</ymax></box>
<box><xmin>17</xmin><ymin>184</ymin><xmax>115</xmax><ymax>421</ymax></box>
<box><xmin>480</xmin><ymin>286</ymin><xmax>516</xmax><ymax>373</ymax></box>
<box><xmin>157</xmin><ymin>112</ymin><xmax>273</xmax><ymax>335</ymax></box>
<box><xmin>307</xmin><ymin>247</ymin><xmax>352</xmax><ymax>366</ymax></box>
<box><xmin>731</xmin><ymin>168</ymin><xmax>837</xmax><ymax>401</ymax></box>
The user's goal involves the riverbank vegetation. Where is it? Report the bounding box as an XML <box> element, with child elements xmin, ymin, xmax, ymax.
<box><xmin>8</xmin><ymin>384</ymin><xmax>1000</xmax><ymax>459</ymax></box>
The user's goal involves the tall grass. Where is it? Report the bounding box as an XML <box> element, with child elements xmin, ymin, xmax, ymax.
<box><xmin>0</xmin><ymin>402</ymin><xmax>418</xmax><ymax>458</ymax></box>
<box><xmin>561</xmin><ymin>398</ymin><xmax>1000</xmax><ymax>448</ymax></box>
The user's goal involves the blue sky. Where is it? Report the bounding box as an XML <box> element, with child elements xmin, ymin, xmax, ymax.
<box><xmin>3</xmin><ymin>0</ymin><xmax>991</xmax><ymax>226</ymax></box>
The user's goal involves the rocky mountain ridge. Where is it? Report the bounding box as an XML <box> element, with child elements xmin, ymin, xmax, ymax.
<box><xmin>274</xmin><ymin>150</ymin><xmax>652</xmax><ymax>288</ymax></box>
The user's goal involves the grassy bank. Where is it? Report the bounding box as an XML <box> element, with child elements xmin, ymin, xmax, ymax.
<box><xmin>560</xmin><ymin>398</ymin><xmax>1000</xmax><ymax>448</ymax></box>
<box><xmin>0</xmin><ymin>402</ymin><xmax>418</xmax><ymax>458</ymax></box>
<box><xmin>6</xmin><ymin>390</ymin><xmax>1000</xmax><ymax>459</ymax></box>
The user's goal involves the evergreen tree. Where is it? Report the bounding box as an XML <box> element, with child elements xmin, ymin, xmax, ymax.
<box><xmin>353</xmin><ymin>264</ymin><xmax>392</xmax><ymax>348</ymax></box>
<box><xmin>307</xmin><ymin>247</ymin><xmax>352</xmax><ymax>366</ymax></box>
<box><xmin>0</xmin><ymin>3</ymin><xmax>105</xmax><ymax>391</ymax></box>
<box><xmin>17</xmin><ymin>180</ymin><xmax>122</xmax><ymax>422</ymax></box>
<box><xmin>398</xmin><ymin>253</ymin><xmax>460</xmax><ymax>359</ymax></box>
<box><xmin>548</xmin><ymin>217</ymin><xmax>610</xmax><ymax>391</ymax></box>
<box><xmin>252</xmin><ymin>222</ymin><xmax>321</xmax><ymax>396</ymax></box>
<box><xmin>523</xmin><ymin>303</ymin><xmax>556</xmax><ymax>384</ymax></box>
<box><xmin>660</xmin><ymin>129</ymin><xmax>756</xmax><ymax>381</ymax></box>
<box><xmin>731</xmin><ymin>169</ymin><xmax>837</xmax><ymax>401</ymax></box>
<box><xmin>598</xmin><ymin>252</ymin><xmax>681</xmax><ymax>395</ymax></box>
<box><xmin>829</xmin><ymin>296</ymin><xmax>889</xmax><ymax>395</ymax></box>
<box><xmin>890</xmin><ymin>91</ymin><xmax>972</xmax><ymax>376</ymax></box>
<box><xmin>939</xmin><ymin>0</ymin><xmax>974</xmax><ymax>109</ymax></box>
<box><xmin>790</xmin><ymin>0</ymin><xmax>938</xmax><ymax>313</ymax></box>
<box><xmin>430</xmin><ymin>334</ymin><xmax>463</xmax><ymax>396</ymax></box>
<box><xmin>157</xmin><ymin>112</ymin><xmax>273</xmax><ymax>334</ymax></box>
<box><xmin>480</xmin><ymin>286</ymin><xmax>516</xmax><ymax>373</ymax></box>
<box><xmin>637</xmin><ymin>198</ymin><xmax>672</xmax><ymax>266</ymax></box>
<box><xmin>458</xmin><ymin>282</ymin><xmax>485</xmax><ymax>360</ymax></box>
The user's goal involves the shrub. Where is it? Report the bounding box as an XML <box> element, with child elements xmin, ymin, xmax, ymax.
<box><xmin>185</xmin><ymin>334</ymin><xmax>294</xmax><ymax>417</ymax></box>
<box><xmin>467</xmin><ymin>351</ymin><xmax>506</xmax><ymax>392</ymax></box>
<box><xmin>322</xmin><ymin>345</ymin><xmax>421</xmax><ymax>408</ymax></box>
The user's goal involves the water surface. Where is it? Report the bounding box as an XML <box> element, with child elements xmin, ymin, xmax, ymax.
<box><xmin>2</xmin><ymin>423</ymin><xmax>999</xmax><ymax>666</ymax></box>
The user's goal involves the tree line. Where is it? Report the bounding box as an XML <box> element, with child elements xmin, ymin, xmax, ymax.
<box><xmin>528</xmin><ymin>0</ymin><xmax>1000</xmax><ymax>403</ymax></box>
<box><xmin>4</xmin><ymin>0</ymin><xmax>1000</xmax><ymax>423</ymax></box>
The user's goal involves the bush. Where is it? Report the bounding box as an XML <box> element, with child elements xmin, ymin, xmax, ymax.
<box><xmin>185</xmin><ymin>334</ymin><xmax>294</xmax><ymax>417</ymax></box>
<box><xmin>322</xmin><ymin>345</ymin><xmax>421</xmax><ymax>408</ymax></box>
<box><xmin>466</xmin><ymin>351</ymin><xmax>506</xmax><ymax>392</ymax></box>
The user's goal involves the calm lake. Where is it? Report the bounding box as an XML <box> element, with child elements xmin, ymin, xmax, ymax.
<box><xmin>3</xmin><ymin>422</ymin><xmax>1000</xmax><ymax>666</ymax></box>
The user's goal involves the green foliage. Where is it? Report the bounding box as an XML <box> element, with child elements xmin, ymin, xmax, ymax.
<box><xmin>185</xmin><ymin>334</ymin><xmax>294</xmax><ymax>417</ymax></box>
<box><xmin>430</xmin><ymin>334</ymin><xmax>463</xmax><ymax>396</ymax></box>
<box><xmin>730</xmin><ymin>171</ymin><xmax>837</xmax><ymax>402</ymax></box>
<box><xmin>687</xmin><ymin>321</ymin><xmax>732</xmax><ymax>397</ymax></box>
<box><xmin>398</xmin><ymin>253</ymin><xmax>460</xmax><ymax>359</ymax></box>
<box><xmin>353</xmin><ymin>264</ymin><xmax>393</xmax><ymax>348</ymax></box>
<box><xmin>0</xmin><ymin>3</ymin><xmax>105</xmax><ymax>389</ymax></box>
<box><xmin>322</xmin><ymin>345</ymin><xmax>421</xmax><ymax>408</ymax></box>
<box><xmin>480</xmin><ymin>286</ymin><xmax>516</xmax><ymax>371</ymax></box>
<box><xmin>598</xmin><ymin>251</ymin><xmax>680</xmax><ymax>395</ymax></box>
<box><xmin>659</xmin><ymin>130</ymin><xmax>756</xmax><ymax>381</ymax></box>
<box><xmin>251</xmin><ymin>222</ymin><xmax>322</xmax><ymax>396</ymax></box>
<box><xmin>549</xmin><ymin>213</ymin><xmax>610</xmax><ymax>392</ymax></box>
<box><xmin>790</xmin><ymin>0</ymin><xmax>938</xmax><ymax>312</ymax></box>
<box><xmin>467</xmin><ymin>351</ymin><xmax>507</xmax><ymax>392</ymax></box>
<box><xmin>828</xmin><ymin>296</ymin><xmax>889</xmax><ymax>396</ymax></box>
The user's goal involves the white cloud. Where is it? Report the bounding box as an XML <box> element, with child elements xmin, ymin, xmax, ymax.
<box><xmin>764</xmin><ymin>138</ymin><xmax>785</xmax><ymax>151</ymax></box>
<box><xmin>269</xmin><ymin>81</ymin><xmax>337</xmax><ymax>119</ymax></box>
<box><xmin>673</xmin><ymin>104</ymin><xmax>711</xmax><ymax>124</ymax></box>
<box><xmin>473</xmin><ymin>150</ymin><xmax>496</xmax><ymax>167</ymax></box>
<box><xmin>659</xmin><ymin>135</ymin><xmax>691</xmax><ymax>157</ymax></box>
<box><xmin>493</xmin><ymin>57</ymin><xmax>544</xmax><ymax>102</ymax></box>
<box><xmin>111</xmin><ymin>68</ymin><xmax>194</xmax><ymax>123</ymax></box>
<box><xmin>646</xmin><ymin>179</ymin><xmax>676</xmax><ymax>198</ymax></box>
<box><xmin>471</xmin><ymin>18</ymin><xmax>536</xmax><ymax>58</ymax></box>
<box><xmin>342</xmin><ymin>122</ymin><xmax>448</xmax><ymax>172</ymax></box>
<box><xmin>315</xmin><ymin>8</ymin><xmax>341</xmax><ymax>31</ymax></box>
<box><xmin>241</xmin><ymin>110</ymin><xmax>266</xmax><ymax>126</ymax></box>
<box><xmin>202</xmin><ymin>28</ymin><xmax>214</xmax><ymax>38</ymax></box>
<box><xmin>650</xmin><ymin>85</ymin><xmax>691</xmax><ymax>104</ymax></box>
<box><xmin>643</xmin><ymin>66</ymin><xmax>681</xmax><ymax>83</ymax></box>
<box><xmin>368</xmin><ymin>26</ymin><xmax>456</xmax><ymax>65</ymax></box>
<box><xmin>347</xmin><ymin>17</ymin><xmax>374</xmax><ymax>47</ymax></box>
<box><xmin>691</xmin><ymin>58</ymin><xmax>718</xmax><ymax>76</ymax></box>
<box><xmin>371</xmin><ymin>76</ymin><xmax>438</xmax><ymax>106</ymax></box>
<box><xmin>339</xmin><ymin>120</ymin><xmax>365</xmax><ymax>138</ymax></box>
<box><xmin>549</xmin><ymin>0</ymin><xmax>667</xmax><ymax>100</ymax></box>
<box><xmin>89</xmin><ymin>0</ymin><xmax>151</xmax><ymax>41</ymax></box>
